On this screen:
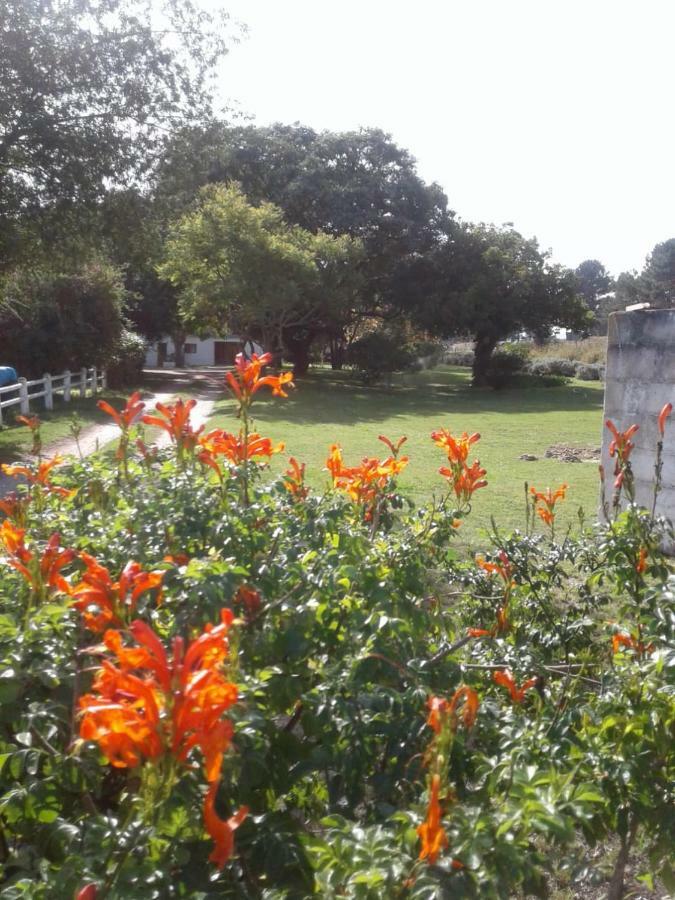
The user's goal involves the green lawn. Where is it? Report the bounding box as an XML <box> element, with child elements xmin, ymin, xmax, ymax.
<box><xmin>208</xmin><ymin>365</ymin><xmax>606</xmax><ymax>546</ymax></box>
<box><xmin>0</xmin><ymin>389</ymin><xmax>140</xmax><ymax>464</ymax></box>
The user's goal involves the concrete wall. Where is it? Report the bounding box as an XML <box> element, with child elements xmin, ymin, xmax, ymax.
<box><xmin>601</xmin><ymin>309</ymin><xmax>675</xmax><ymax>518</ymax></box>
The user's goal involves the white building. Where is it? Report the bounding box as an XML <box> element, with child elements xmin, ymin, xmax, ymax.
<box><xmin>144</xmin><ymin>335</ymin><xmax>245</xmax><ymax>368</ymax></box>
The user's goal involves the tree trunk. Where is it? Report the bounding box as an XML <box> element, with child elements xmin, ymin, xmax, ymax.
<box><xmin>472</xmin><ymin>333</ymin><xmax>498</xmax><ymax>386</ymax></box>
<box><xmin>607</xmin><ymin>817</ymin><xmax>638</xmax><ymax>900</ymax></box>
<box><xmin>172</xmin><ymin>330</ymin><xmax>186</xmax><ymax>368</ymax></box>
<box><xmin>329</xmin><ymin>334</ymin><xmax>345</xmax><ymax>370</ymax></box>
<box><xmin>283</xmin><ymin>328</ymin><xmax>313</xmax><ymax>377</ymax></box>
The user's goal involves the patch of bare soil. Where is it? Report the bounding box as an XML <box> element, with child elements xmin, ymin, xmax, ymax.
<box><xmin>544</xmin><ymin>444</ymin><xmax>601</xmax><ymax>463</ymax></box>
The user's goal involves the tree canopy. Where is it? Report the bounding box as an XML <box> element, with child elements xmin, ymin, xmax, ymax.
<box><xmin>158</xmin><ymin>183</ymin><xmax>363</xmax><ymax>372</ymax></box>
<box><xmin>0</xmin><ymin>0</ymin><xmax>232</xmax><ymax>268</ymax></box>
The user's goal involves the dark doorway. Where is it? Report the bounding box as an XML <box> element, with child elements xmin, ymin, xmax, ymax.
<box><xmin>214</xmin><ymin>341</ymin><xmax>240</xmax><ymax>365</ymax></box>
<box><xmin>157</xmin><ymin>342</ymin><xmax>167</xmax><ymax>367</ymax></box>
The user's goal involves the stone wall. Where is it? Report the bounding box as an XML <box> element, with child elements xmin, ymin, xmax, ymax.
<box><xmin>601</xmin><ymin>309</ymin><xmax>675</xmax><ymax>519</ymax></box>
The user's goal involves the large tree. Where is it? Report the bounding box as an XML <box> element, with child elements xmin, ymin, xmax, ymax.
<box><xmin>0</xmin><ymin>0</ymin><xmax>232</xmax><ymax>268</ymax></box>
<box><xmin>158</xmin><ymin>183</ymin><xmax>363</xmax><ymax>373</ymax></box>
<box><xmin>640</xmin><ymin>239</ymin><xmax>675</xmax><ymax>307</ymax></box>
<box><xmin>411</xmin><ymin>224</ymin><xmax>591</xmax><ymax>385</ymax></box>
<box><xmin>153</xmin><ymin>123</ymin><xmax>452</xmax><ymax>360</ymax></box>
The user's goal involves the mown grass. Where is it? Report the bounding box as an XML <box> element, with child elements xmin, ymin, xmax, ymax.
<box><xmin>0</xmin><ymin>390</ymin><xmax>140</xmax><ymax>464</ymax></box>
<box><xmin>208</xmin><ymin>365</ymin><xmax>606</xmax><ymax>548</ymax></box>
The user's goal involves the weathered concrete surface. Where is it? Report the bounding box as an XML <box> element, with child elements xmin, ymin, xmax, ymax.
<box><xmin>601</xmin><ymin>309</ymin><xmax>675</xmax><ymax>519</ymax></box>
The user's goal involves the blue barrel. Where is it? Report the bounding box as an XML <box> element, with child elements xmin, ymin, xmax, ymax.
<box><xmin>0</xmin><ymin>367</ymin><xmax>17</xmax><ymax>387</ymax></box>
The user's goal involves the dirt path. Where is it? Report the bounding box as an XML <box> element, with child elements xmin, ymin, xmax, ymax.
<box><xmin>0</xmin><ymin>367</ymin><xmax>226</xmax><ymax>496</ymax></box>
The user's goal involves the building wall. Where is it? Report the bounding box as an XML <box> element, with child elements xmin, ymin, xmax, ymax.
<box><xmin>144</xmin><ymin>335</ymin><xmax>242</xmax><ymax>367</ymax></box>
<box><xmin>601</xmin><ymin>309</ymin><xmax>675</xmax><ymax>520</ymax></box>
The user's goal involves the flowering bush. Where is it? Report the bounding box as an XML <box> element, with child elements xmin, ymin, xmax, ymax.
<box><xmin>0</xmin><ymin>362</ymin><xmax>673</xmax><ymax>898</ymax></box>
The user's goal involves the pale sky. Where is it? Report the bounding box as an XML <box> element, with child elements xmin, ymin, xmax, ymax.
<box><xmin>215</xmin><ymin>0</ymin><xmax>674</xmax><ymax>276</ymax></box>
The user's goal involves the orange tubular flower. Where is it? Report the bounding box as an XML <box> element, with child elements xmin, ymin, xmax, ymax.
<box><xmin>431</xmin><ymin>429</ymin><xmax>480</xmax><ymax>464</ymax></box>
<box><xmin>636</xmin><ymin>546</ymin><xmax>648</xmax><ymax>574</ymax></box>
<box><xmin>234</xmin><ymin>584</ymin><xmax>262</xmax><ymax>617</ymax></box>
<box><xmin>417</xmin><ymin>773</ymin><xmax>449</xmax><ymax>865</ymax></box>
<box><xmin>225</xmin><ymin>352</ymin><xmax>294</xmax><ymax>409</ymax></box>
<box><xmin>80</xmin><ymin>610</ymin><xmax>245</xmax><ymax>865</ymax></box>
<box><xmin>283</xmin><ymin>457</ymin><xmax>309</xmax><ymax>500</ymax></box>
<box><xmin>204</xmin><ymin>783</ymin><xmax>249</xmax><ymax>868</ymax></box>
<box><xmin>476</xmin><ymin>550</ymin><xmax>513</xmax><ymax>586</ymax></box>
<box><xmin>326</xmin><ymin>445</ymin><xmax>409</xmax><ymax>515</ymax></box>
<box><xmin>1</xmin><ymin>456</ymin><xmax>75</xmax><ymax>498</ymax></box>
<box><xmin>605</xmin><ymin>420</ymin><xmax>639</xmax><ymax>467</ymax></box>
<box><xmin>142</xmin><ymin>399</ymin><xmax>204</xmax><ymax>455</ymax></box>
<box><xmin>98</xmin><ymin>392</ymin><xmax>145</xmax><ymax>431</ymax></box>
<box><xmin>0</xmin><ymin>522</ymin><xmax>74</xmax><ymax>595</ymax></box>
<box><xmin>0</xmin><ymin>492</ymin><xmax>31</xmax><ymax>526</ymax></box>
<box><xmin>611</xmin><ymin>633</ymin><xmax>654</xmax><ymax>655</ymax></box>
<box><xmin>493</xmin><ymin>669</ymin><xmax>538</xmax><ymax>704</ymax></box>
<box><xmin>426</xmin><ymin>687</ymin><xmax>479</xmax><ymax>735</ymax></box>
<box><xmin>658</xmin><ymin>402</ymin><xmax>673</xmax><ymax>438</ymax></box>
<box><xmin>378</xmin><ymin>434</ymin><xmax>408</xmax><ymax>457</ymax></box>
<box><xmin>199</xmin><ymin>429</ymin><xmax>284</xmax><ymax>465</ymax></box>
<box><xmin>530</xmin><ymin>483</ymin><xmax>568</xmax><ymax>528</ymax></box>
<box><xmin>70</xmin><ymin>555</ymin><xmax>164</xmax><ymax>632</ymax></box>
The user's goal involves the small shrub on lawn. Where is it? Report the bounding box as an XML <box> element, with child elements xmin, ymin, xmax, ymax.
<box><xmin>0</xmin><ymin>360</ymin><xmax>673</xmax><ymax>898</ymax></box>
<box><xmin>485</xmin><ymin>345</ymin><xmax>530</xmax><ymax>388</ymax></box>
<box><xmin>527</xmin><ymin>357</ymin><xmax>578</xmax><ymax>378</ymax></box>
<box><xmin>575</xmin><ymin>362</ymin><xmax>605</xmax><ymax>381</ymax></box>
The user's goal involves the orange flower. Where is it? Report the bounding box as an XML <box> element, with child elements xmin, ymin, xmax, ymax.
<box><xmin>636</xmin><ymin>546</ymin><xmax>648</xmax><ymax>574</ymax></box>
<box><xmin>70</xmin><ymin>555</ymin><xmax>164</xmax><ymax>632</ymax></box>
<box><xmin>0</xmin><ymin>491</ymin><xmax>31</xmax><ymax>527</ymax></box>
<box><xmin>417</xmin><ymin>773</ymin><xmax>449</xmax><ymax>865</ymax></box>
<box><xmin>426</xmin><ymin>687</ymin><xmax>479</xmax><ymax>735</ymax></box>
<box><xmin>605</xmin><ymin>420</ymin><xmax>639</xmax><ymax>464</ymax></box>
<box><xmin>142</xmin><ymin>399</ymin><xmax>204</xmax><ymax>455</ymax></box>
<box><xmin>225</xmin><ymin>352</ymin><xmax>294</xmax><ymax>408</ymax></box>
<box><xmin>0</xmin><ymin>522</ymin><xmax>74</xmax><ymax>595</ymax></box>
<box><xmin>234</xmin><ymin>584</ymin><xmax>262</xmax><ymax>616</ymax></box>
<box><xmin>80</xmin><ymin>611</ymin><xmax>243</xmax><ymax>864</ymax></box>
<box><xmin>283</xmin><ymin>457</ymin><xmax>309</xmax><ymax>500</ymax></box>
<box><xmin>441</xmin><ymin>459</ymin><xmax>488</xmax><ymax>502</ymax></box>
<box><xmin>476</xmin><ymin>550</ymin><xmax>513</xmax><ymax>585</ymax></box>
<box><xmin>658</xmin><ymin>402</ymin><xmax>672</xmax><ymax>438</ymax></box>
<box><xmin>493</xmin><ymin>669</ymin><xmax>538</xmax><ymax>704</ymax></box>
<box><xmin>378</xmin><ymin>434</ymin><xmax>407</xmax><ymax>457</ymax></box>
<box><xmin>467</xmin><ymin>627</ymin><xmax>491</xmax><ymax>638</ymax></box>
<box><xmin>325</xmin><ymin>444</ymin><xmax>344</xmax><ymax>483</ymax></box>
<box><xmin>611</xmin><ymin>633</ymin><xmax>654</xmax><ymax>655</ymax></box>
<box><xmin>204</xmin><ymin>782</ymin><xmax>248</xmax><ymax>868</ymax></box>
<box><xmin>1</xmin><ymin>456</ymin><xmax>75</xmax><ymax>498</ymax></box>
<box><xmin>530</xmin><ymin>483</ymin><xmax>568</xmax><ymax>528</ymax></box>
<box><xmin>98</xmin><ymin>392</ymin><xmax>145</xmax><ymax>430</ymax></box>
<box><xmin>198</xmin><ymin>429</ymin><xmax>284</xmax><ymax>466</ymax></box>
<box><xmin>431</xmin><ymin>429</ymin><xmax>480</xmax><ymax>464</ymax></box>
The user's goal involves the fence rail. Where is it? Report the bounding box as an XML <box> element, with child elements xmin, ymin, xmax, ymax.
<box><xmin>0</xmin><ymin>368</ymin><xmax>106</xmax><ymax>425</ymax></box>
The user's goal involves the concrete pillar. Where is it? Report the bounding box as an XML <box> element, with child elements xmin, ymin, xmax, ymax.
<box><xmin>43</xmin><ymin>373</ymin><xmax>53</xmax><ymax>410</ymax></box>
<box><xmin>601</xmin><ymin>309</ymin><xmax>675</xmax><ymax>518</ymax></box>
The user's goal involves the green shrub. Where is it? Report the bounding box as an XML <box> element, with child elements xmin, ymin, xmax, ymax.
<box><xmin>348</xmin><ymin>329</ymin><xmax>415</xmax><ymax>382</ymax></box>
<box><xmin>107</xmin><ymin>328</ymin><xmax>146</xmax><ymax>387</ymax></box>
<box><xmin>575</xmin><ymin>362</ymin><xmax>604</xmax><ymax>381</ymax></box>
<box><xmin>527</xmin><ymin>357</ymin><xmax>577</xmax><ymax>378</ymax></box>
<box><xmin>485</xmin><ymin>345</ymin><xmax>530</xmax><ymax>388</ymax></box>
<box><xmin>0</xmin><ymin>261</ymin><xmax>125</xmax><ymax>377</ymax></box>
<box><xmin>444</xmin><ymin>349</ymin><xmax>474</xmax><ymax>367</ymax></box>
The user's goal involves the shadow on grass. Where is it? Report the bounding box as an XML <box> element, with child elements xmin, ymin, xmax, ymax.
<box><xmin>213</xmin><ymin>366</ymin><xmax>605</xmax><ymax>427</ymax></box>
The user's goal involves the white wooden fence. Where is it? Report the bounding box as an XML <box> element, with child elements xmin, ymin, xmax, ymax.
<box><xmin>0</xmin><ymin>368</ymin><xmax>106</xmax><ymax>425</ymax></box>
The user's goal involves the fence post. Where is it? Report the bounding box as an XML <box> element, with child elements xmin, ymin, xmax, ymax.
<box><xmin>91</xmin><ymin>366</ymin><xmax>98</xmax><ymax>396</ymax></box>
<box><xmin>80</xmin><ymin>368</ymin><xmax>88</xmax><ymax>398</ymax></box>
<box><xmin>100</xmin><ymin>369</ymin><xmax>107</xmax><ymax>390</ymax></box>
<box><xmin>64</xmin><ymin>370</ymin><xmax>71</xmax><ymax>403</ymax></box>
<box><xmin>44</xmin><ymin>373</ymin><xmax>53</xmax><ymax>411</ymax></box>
<box><xmin>19</xmin><ymin>378</ymin><xmax>29</xmax><ymax>415</ymax></box>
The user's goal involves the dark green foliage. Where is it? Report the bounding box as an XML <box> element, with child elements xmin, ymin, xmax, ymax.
<box><xmin>348</xmin><ymin>330</ymin><xmax>415</xmax><ymax>382</ymax></box>
<box><xmin>0</xmin><ymin>262</ymin><xmax>125</xmax><ymax>376</ymax></box>
<box><xmin>484</xmin><ymin>345</ymin><xmax>529</xmax><ymax>389</ymax></box>
<box><xmin>107</xmin><ymin>329</ymin><xmax>146</xmax><ymax>388</ymax></box>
